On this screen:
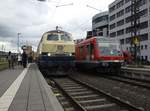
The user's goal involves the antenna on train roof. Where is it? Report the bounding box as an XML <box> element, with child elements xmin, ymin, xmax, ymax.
<box><xmin>56</xmin><ymin>26</ymin><xmax>59</xmax><ymax>30</ymax></box>
<box><xmin>56</xmin><ymin>26</ymin><xmax>62</xmax><ymax>30</ymax></box>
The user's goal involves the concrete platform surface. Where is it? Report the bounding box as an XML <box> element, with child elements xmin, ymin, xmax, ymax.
<box><xmin>0</xmin><ymin>63</ymin><xmax>64</xmax><ymax>111</ymax></box>
<box><xmin>0</xmin><ymin>66</ymin><xmax>23</xmax><ymax>97</ymax></box>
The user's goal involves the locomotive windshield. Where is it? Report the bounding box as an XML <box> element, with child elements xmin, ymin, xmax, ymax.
<box><xmin>61</xmin><ymin>34</ymin><xmax>72</xmax><ymax>41</ymax></box>
<box><xmin>47</xmin><ymin>34</ymin><xmax>59</xmax><ymax>41</ymax></box>
<box><xmin>96</xmin><ymin>38</ymin><xmax>121</xmax><ymax>56</ymax></box>
<box><xmin>47</xmin><ymin>33</ymin><xmax>72</xmax><ymax>41</ymax></box>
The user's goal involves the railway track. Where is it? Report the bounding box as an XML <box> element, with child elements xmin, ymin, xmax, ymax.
<box><xmin>101</xmin><ymin>75</ymin><xmax>150</xmax><ymax>90</ymax></box>
<box><xmin>49</xmin><ymin>77</ymin><xmax>144</xmax><ymax>111</ymax></box>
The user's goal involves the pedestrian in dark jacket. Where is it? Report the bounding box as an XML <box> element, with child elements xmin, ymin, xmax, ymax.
<box><xmin>7</xmin><ymin>51</ymin><xmax>14</xmax><ymax>69</ymax></box>
<box><xmin>22</xmin><ymin>51</ymin><xmax>28</xmax><ymax>68</ymax></box>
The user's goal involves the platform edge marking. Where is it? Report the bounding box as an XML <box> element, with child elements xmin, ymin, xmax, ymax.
<box><xmin>0</xmin><ymin>64</ymin><xmax>30</xmax><ymax>111</ymax></box>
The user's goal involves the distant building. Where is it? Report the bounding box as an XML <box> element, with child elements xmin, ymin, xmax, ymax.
<box><xmin>92</xmin><ymin>11</ymin><xmax>109</xmax><ymax>37</ymax></box>
<box><xmin>109</xmin><ymin>0</ymin><xmax>150</xmax><ymax>61</ymax></box>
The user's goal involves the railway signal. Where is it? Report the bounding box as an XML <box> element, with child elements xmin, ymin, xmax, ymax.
<box><xmin>130</xmin><ymin>0</ymin><xmax>141</xmax><ymax>64</ymax></box>
<box><xmin>132</xmin><ymin>36</ymin><xmax>140</xmax><ymax>45</ymax></box>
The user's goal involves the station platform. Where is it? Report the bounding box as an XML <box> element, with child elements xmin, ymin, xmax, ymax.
<box><xmin>122</xmin><ymin>65</ymin><xmax>150</xmax><ymax>72</ymax></box>
<box><xmin>0</xmin><ymin>63</ymin><xmax>64</xmax><ymax>111</ymax></box>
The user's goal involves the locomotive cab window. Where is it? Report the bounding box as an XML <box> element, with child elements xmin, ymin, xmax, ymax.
<box><xmin>47</xmin><ymin>34</ymin><xmax>59</xmax><ymax>41</ymax></box>
<box><xmin>61</xmin><ymin>34</ymin><xmax>72</xmax><ymax>41</ymax></box>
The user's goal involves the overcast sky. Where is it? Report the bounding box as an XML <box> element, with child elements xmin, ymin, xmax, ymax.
<box><xmin>0</xmin><ymin>0</ymin><xmax>115</xmax><ymax>52</ymax></box>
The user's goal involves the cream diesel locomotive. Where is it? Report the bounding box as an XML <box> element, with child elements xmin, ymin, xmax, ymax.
<box><xmin>37</xmin><ymin>29</ymin><xmax>75</xmax><ymax>76</ymax></box>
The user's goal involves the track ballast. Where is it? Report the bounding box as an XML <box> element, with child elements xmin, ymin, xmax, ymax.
<box><xmin>49</xmin><ymin>77</ymin><xmax>144</xmax><ymax>111</ymax></box>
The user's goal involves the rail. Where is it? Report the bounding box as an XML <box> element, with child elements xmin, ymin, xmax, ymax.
<box><xmin>101</xmin><ymin>75</ymin><xmax>150</xmax><ymax>90</ymax></box>
<box><xmin>50</xmin><ymin>77</ymin><xmax>144</xmax><ymax>111</ymax></box>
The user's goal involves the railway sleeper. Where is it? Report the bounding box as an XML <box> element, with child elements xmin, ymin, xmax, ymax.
<box><xmin>69</xmin><ymin>91</ymin><xmax>93</xmax><ymax>96</ymax></box>
<box><xmin>64</xmin><ymin>86</ymin><xmax>84</xmax><ymax>90</ymax></box>
<box><xmin>73</xmin><ymin>94</ymin><xmax>99</xmax><ymax>100</ymax></box>
<box><xmin>65</xmin><ymin>88</ymin><xmax>88</xmax><ymax>92</ymax></box>
<box><xmin>78</xmin><ymin>98</ymin><xmax>106</xmax><ymax>104</ymax></box>
<box><xmin>85</xmin><ymin>103</ymin><xmax>125</xmax><ymax>111</ymax></box>
<box><xmin>65</xmin><ymin>107</ymin><xmax>76</xmax><ymax>111</ymax></box>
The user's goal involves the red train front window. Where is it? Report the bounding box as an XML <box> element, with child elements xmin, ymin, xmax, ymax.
<box><xmin>96</xmin><ymin>37</ymin><xmax>121</xmax><ymax>56</ymax></box>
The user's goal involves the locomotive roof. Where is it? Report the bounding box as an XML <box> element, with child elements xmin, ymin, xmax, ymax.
<box><xmin>44</xmin><ymin>30</ymin><xmax>71</xmax><ymax>35</ymax></box>
<box><xmin>39</xmin><ymin>30</ymin><xmax>72</xmax><ymax>43</ymax></box>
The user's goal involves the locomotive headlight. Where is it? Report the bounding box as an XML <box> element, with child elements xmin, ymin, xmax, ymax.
<box><xmin>69</xmin><ymin>53</ymin><xmax>72</xmax><ymax>56</ymax></box>
<box><xmin>114</xmin><ymin>60</ymin><xmax>119</xmax><ymax>62</ymax></box>
<box><xmin>48</xmin><ymin>53</ymin><xmax>51</xmax><ymax>56</ymax></box>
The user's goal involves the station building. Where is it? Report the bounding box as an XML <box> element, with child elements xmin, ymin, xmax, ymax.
<box><xmin>108</xmin><ymin>0</ymin><xmax>150</xmax><ymax>61</ymax></box>
<box><xmin>92</xmin><ymin>11</ymin><xmax>109</xmax><ymax>37</ymax></box>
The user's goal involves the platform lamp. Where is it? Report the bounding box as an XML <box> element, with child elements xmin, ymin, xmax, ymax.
<box><xmin>17</xmin><ymin>33</ymin><xmax>21</xmax><ymax>53</ymax></box>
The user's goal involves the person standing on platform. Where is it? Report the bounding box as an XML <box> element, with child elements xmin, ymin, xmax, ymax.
<box><xmin>7</xmin><ymin>51</ymin><xmax>14</xmax><ymax>69</ymax></box>
<box><xmin>22</xmin><ymin>50</ymin><xmax>28</xmax><ymax>68</ymax></box>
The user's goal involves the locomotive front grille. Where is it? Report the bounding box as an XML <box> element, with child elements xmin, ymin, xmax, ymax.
<box><xmin>57</xmin><ymin>45</ymin><xmax>64</xmax><ymax>51</ymax></box>
<box><xmin>56</xmin><ymin>45</ymin><xmax>64</xmax><ymax>54</ymax></box>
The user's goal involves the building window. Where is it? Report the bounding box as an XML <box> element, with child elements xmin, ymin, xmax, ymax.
<box><xmin>125</xmin><ymin>6</ymin><xmax>131</xmax><ymax>13</ymax></box>
<box><xmin>120</xmin><ymin>39</ymin><xmax>124</xmax><ymax>44</ymax></box>
<box><xmin>125</xmin><ymin>16</ymin><xmax>131</xmax><ymax>23</ymax></box>
<box><xmin>93</xmin><ymin>15</ymin><xmax>108</xmax><ymax>24</ymax></box>
<box><xmin>137</xmin><ymin>0</ymin><xmax>147</xmax><ymax>7</ymax></box>
<box><xmin>140</xmin><ymin>21</ymin><xmax>148</xmax><ymax>29</ymax></box>
<box><xmin>141</xmin><ymin>45</ymin><xmax>143</xmax><ymax>50</ymax></box>
<box><xmin>139</xmin><ymin>9</ymin><xmax>148</xmax><ymax>17</ymax></box>
<box><xmin>126</xmin><ymin>37</ymin><xmax>131</xmax><ymax>44</ymax></box>
<box><xmin>117</xmin><ymin>29</ymin><xmax>124</xmax><ymax>36</ymax></box>
<box><xmin>117</xmin><ymin>19</ymin><xmax>124</xmax><ymax>26</ymax></box>
<box><xmin>141</xmin><ymin>56</ymin><xmax>143</xmax><ymax>60</ymax></box>
<box><xmin>140</xmin><ymin>33</ymin><xmax>148</xmax><ymax>41</ymax></box>
<box><xmin>116</xmin><ymin>0</ymin><xmax>124</xmax><ymax>9</ymax></box>
<box><xmin>110</xmin><ymin>32</ymin><xmax>116</xmax><ymax>37</ymax></box>
<box><xmin>145</xmin><ymin>45</ymin><xmax>148</xmax><ymax>49</ymax></box>
<box><xmin>126</xmin><ymin>27</ymin><xmax>132</xmax><ymax>33</ymax></box>
<box><xmin>110</xmin><ymin>14</ymin><xmax>116</xmax><ymax>21</ymax></box>
<box><xmin>145</xmin><ymin>56</ymin><xmax>148</xmax><ymax>61</ymax></box>
<box><xmin>110</xmin><ymin>23</ymin><xmax>116</xmax><ymax>30</ymax></box>
<box><xmin>117</xmin><ymin>9</ymin><xmax>124</xmax><ymax>18</ymax></box>
<box><xmin>109</xmin><ymin>5</ymin><xmax>116</xmax><ymax>13</ymax></box>
<box><xmin>125</xmin><ymin>0</ymin><xmax>130</xmax><ymax>3</ymax></box>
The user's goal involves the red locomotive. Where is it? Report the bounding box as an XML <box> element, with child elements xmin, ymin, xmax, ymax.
<box><xmin>75</xmin><ymin>37</ymin><xmax>124</xmax><ymax>73</ymax></box>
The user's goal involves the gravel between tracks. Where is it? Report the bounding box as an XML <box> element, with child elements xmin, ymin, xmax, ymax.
<box><xmin>71</xmin><ymin>72</ymin><xmax>150</xmax><ymax>111</ymax></box>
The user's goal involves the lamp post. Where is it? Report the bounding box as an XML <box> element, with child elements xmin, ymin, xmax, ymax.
<box><xmin>17</xmin><ymin>33</ymin><xmax>21</xmax><ymax>53</ymax></box>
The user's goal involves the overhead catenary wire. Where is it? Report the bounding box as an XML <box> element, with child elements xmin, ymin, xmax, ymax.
<box><xmin>56</xmin><ymin>3</ymin><xmax>73</xmax><ymax>7</ymax></box>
